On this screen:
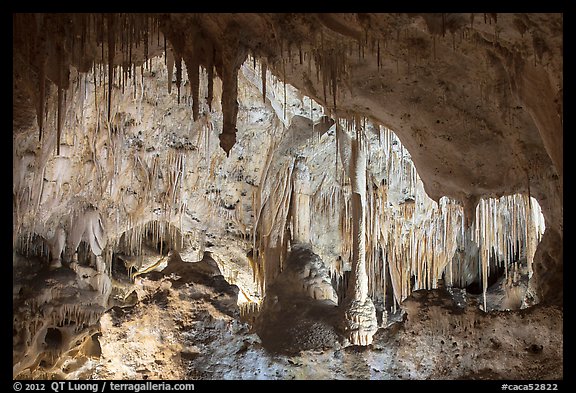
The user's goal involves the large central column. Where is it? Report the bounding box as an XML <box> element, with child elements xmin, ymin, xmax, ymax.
<box><xmin>342</xmin><ymin>134</ymin><xmax>378</xmax><ymax>346</ymax></box>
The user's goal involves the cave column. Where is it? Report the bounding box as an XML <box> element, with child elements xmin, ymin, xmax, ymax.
<box><xmin>342</xmin><ymin>135</ymin><xmax>378</xmax><ymax>346</ymax></box>
<box><xmin>48</xmin><ymin>227</ymin><xmax>66</xmax><ymax>269</ymax></box>
<box><xmin>292</xmin><ymin>159</ymin><xmax>311</xmax><ymax>244</ymax></box>
<box><xmin>93</xmin><ymin>255</ymin><xmax>112</xmax><ymax>307</ymax></box>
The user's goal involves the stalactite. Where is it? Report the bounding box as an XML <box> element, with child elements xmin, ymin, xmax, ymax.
<box><xmin>331</xmin><ymin>54</ymin><xmax>337</xmax><ymax>111</ymax></box>
<box><xmin>37</xmin><ymin>58</ymin><xmax>46</xmax><ymax>142</ymax></box>
<box><xmin>260</xmin><ymin>61</ymin><xmax>266</xmax><ymax>103</ymax></box>
<box><xmin>107</xmin><ymin>14</ymin><xmax>115</xmax><ymax>123</ymax></box>
<box><xmin>335</xmin><ymin>121</ymin><xmax>340</xmax><ymax>177</ymax></box>
<box><xmin>322</xmin><ymin>57</ymin><xmax>328</xmax><ymax>105</ymax></box>
<box><xmin>162</xmin><ymin>33</ymin><xmax>166</xmax><ymax>65</ymax></box>
<box><xmin>56</xmin><ymin>81</ymin><xmax>63</xmax><ymax>156</ymax></box>
<box><xmin>207</xmin><ymin>61</ymin><xmax>214</xmax><ymax>112</ymax></box>
<box><xmin>525</xmin><ymin>194</ymin><xmax>534</xmax><ymax>277</ymax></box>
<box><xmin>128</xmin><ymin>17</ymin><xmax>134</xmax><ymax>69</ymax></box>
<box><xmin>156</xmin><ymin>17</ymin><xmax>160</xmax><ymax>46</ymax></box>
<box><xmin>282</xmin><ymin>60</ymin><xmax>287</xmax><ymax>121</ymax></box>
<box><xmin>144</xmin><ymin>18</ymin><xmax>149</xmax><ymax>68</ymax></box>
<box><xmin>218</xmin><ymin>38</ymin><xmax>247</xmax><ymax>155</ymax></box>
<box><xmin>183</xmin><ymin>54</ymin><xmax>200</xmax><ymax>121</ymax></box>
<box><xmin>377</xmin><ymin>40</ymin><xmax>380</xmax><ymax>69</ymax></box>
<box><xmin>480</xmin><ymin>199</ymin><xmax>488</xmax><ymax>311</ymax></box>
<box><xmin>175</xmin><ymin>55</ymin><xmax>182</xmax><ymax>104</ymax></box>
<box><xmin>120</xmin><ymin>17</ymin><xmax>126</xmax><ymax>70</ymax></box>
<box><xmin>100</xmin><ymin>18</ymin><xmax>105</xmax><ymax>65</ymax></box>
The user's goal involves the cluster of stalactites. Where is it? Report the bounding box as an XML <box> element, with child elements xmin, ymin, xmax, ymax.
<box><xmin>241</xmin><ymin>109</ymin><xmax>546</xmax><ymax>312</ymax></box>
<box><xmin>239</xmin><ymin>301</ymin><xmax>262</xmax><ymax>319</ymax></box>
<box><xmin>13</xmin><ymin>14</ymin><xmax>162</xmax><ymax>155</ymax></box>
<box><xmin>250</xmin><ymin>157</ymin><xmax>296</xmax><ymax>294</ymax></box>
<box><xmin>15</xmin><ymin>232</ymin><xmax>51</xmax><ymax>260</ymax></box>
<box><xmin>471</xmin><ymin>194</ymin><xmax>545</xmax><ymax>310</ymax></box>
<box><xmin>304</xmin><ymin>122</ymin><xmax>545</xmax><ymax>314</ymax></box>
<box><xmin>366</xmin><ymin>129</ymin><xmax>545</xmax><ymax>311</ymax></box>
<box><xmin>14</xmin><ymin>13</ymin><xmax>237</xmax><ymax>156</ymax></box>
<box><xmin>115</xmin><ymin>219</ymin><xmax>185</xmax><ymax>258</ymax></box>
<box><xmin>246</xmin><ymin>115</ymin><xmax>370</xmax><ymax>295</ymax></box>
<box><xmin>14</xmin><ymin>13</ymin><xmax>395</xmax><ymax>160</ymax></box>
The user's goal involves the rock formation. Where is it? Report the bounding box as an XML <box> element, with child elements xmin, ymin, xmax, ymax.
<box><xmin>12</xmin><ymin>13</ymin><xmax>562</xmax><ymax>380</ymax></box>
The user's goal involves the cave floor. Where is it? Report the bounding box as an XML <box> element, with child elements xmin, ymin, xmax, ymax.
<box><xmin>59</xmin><ymin>271</ymin><xmax>562</xmax><ymax>381</ymax></box>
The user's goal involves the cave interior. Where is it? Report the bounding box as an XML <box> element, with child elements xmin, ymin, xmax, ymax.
<box><xmin>12</xmin><ymin>13</ymin><xmax>563</xmax><ymax>380</ymax></box>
